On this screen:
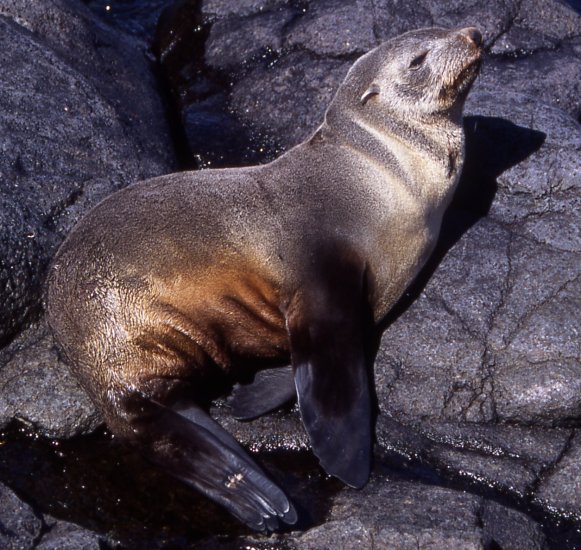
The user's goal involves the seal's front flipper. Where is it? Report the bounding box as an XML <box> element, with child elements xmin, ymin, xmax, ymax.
<box><xmin>119</xmin><ymin>393</ymin><xmax>297</xmax><ymax>531</ymax></box>
<box><xmin>286</xmin><ymin>253</ymin><xmax>372</xmax><ymax>489</ymax></box>
<box><xmin>228</xmin><ymin>366</ymin><xmax>296</xmax><ymax>420</ymax></box>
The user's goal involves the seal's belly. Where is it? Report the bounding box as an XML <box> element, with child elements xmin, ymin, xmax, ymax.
<box><xmin>148</xmin><ymin>264</ymin><xmax>289</xmax><ymax>371</ymax></box>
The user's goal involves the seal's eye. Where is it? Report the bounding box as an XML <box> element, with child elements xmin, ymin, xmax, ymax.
<box><xmin>409</xmin><ymin>51</ymin><xmax>428</xmax><ymax>70</ymax></box>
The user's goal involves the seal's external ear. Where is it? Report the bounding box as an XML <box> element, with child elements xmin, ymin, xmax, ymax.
<box><xmin>360</xmin><ymin>83</ymin><xmax>380</xmax><ymax>105</ymax></box>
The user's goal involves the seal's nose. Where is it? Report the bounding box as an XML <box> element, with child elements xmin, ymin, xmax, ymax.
<box><xmin>459</xmin><ymin>27</ymin><xmax>482</xmax><ymax>47</ymax></box>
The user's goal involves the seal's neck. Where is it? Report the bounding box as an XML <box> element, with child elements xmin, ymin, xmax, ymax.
<box><xmin>322</xmin><ymin>105</ymin><xmax>464</xmax><ymax>199</ymax></box>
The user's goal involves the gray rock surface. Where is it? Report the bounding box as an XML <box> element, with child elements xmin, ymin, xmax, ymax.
<box><xmin>0</xmin><ymin>482</ymin><xmax>42</xmax><ymax>550</ymax></box>
<box><xmin>192</xmin><ymin>479</ymin><xmax>550</xmax><ymax>549</ymax></box>
<box><xmin>0</xmin><ymin>482</ymin><xmax>104</xmax><ymax>550</ymax></box>
<box><xmin>0</xmin><ymin>0</ymin><xmax>175</xmax><ymax>346</ymax></box>
<box><xmin>36</xmin><ymin>517</ymin><xmax>102</xmax><ymax>550</ymax></box>
<box><xmin>0</xmin><ymin>320</ymin><xmax>101</xmax><ymax>438</ymax></box>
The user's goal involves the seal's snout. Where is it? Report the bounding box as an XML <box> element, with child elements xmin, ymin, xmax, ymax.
<box><xmin>459</xmin><ymin>27</ymin><xmax>482</xmax><ymax>48</ymax></box>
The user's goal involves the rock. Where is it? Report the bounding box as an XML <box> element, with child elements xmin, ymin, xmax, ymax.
<box><xmin>0</xmin><ymin>0</ymin><xmax>175</xmax><ymax>346</ymax></box>
<box><xmin>205</xmin><ymin>7</ymin><xmax>294</xmax><ymax>71</ymax></box>
<box><xmin>294</xmin><ymin>481</ymin><xmax>486</xmax><ymax>549</ymax></box>
<box><xmin>480</xmin><ymin>500</ymin><xmax>548</xmax><ymax>550</ymax></box>
<box><xmin>285</xmin><ymin>0</ymin><xmax>376</xmax><ymax>57</ymax></box>
<box><xmin>83</xmin><ymin>0</ymin><xmax>176</xmax><ymax>39</ymax></box>
<box><xmin>0</xmin><ymin>482</ymin><xmax>42</xmax><ymax>550</ymax></box>
<box><xmin>0</xmin><ymin>321</ymin><xmax>100</xmax><ymax>438</ymax></box>
<box><xmin>202</xmin><ymin>0</ymin><xmax>289</xmax><ymax>19</ymax></box>
<box><xmin>190</xmin><ymin>480</ymin><xmax>550</xmax><ymax>549</ymax></box>
<box><xmin>376</xmin><ymin>418</ymin><xmax>572</xmax><ymax>500</ymax></box>
<box><xmin>229</xmin><ymin>52</ymin><xmax>351</xmax><ymax>150</ymax></box>
<box><xmin>372</xmin><ymin>0</ymin><xmax>520</xmax><ymax>46</ymax></box>
<box><xmin>37</xmin><ymin>517</ymin><xmax>102</xmax><ymax>550</ymax></box>
<box><xmin>536</xmin><ymin>432</ymin><xmax>581</xmax><ymax>518</ymax></box>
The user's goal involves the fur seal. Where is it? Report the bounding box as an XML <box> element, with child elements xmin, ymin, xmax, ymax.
<box><xmin>46</xmin><ymin>27</ymin><xmax>482</xmax><ymax>531</ymax></box>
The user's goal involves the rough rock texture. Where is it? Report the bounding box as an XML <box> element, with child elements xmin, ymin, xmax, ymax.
<box><xmin>0</xmin><ymin>482</ymin><xmax>103</xmax><ymax>550</ymax></box>
<box><xmin>0</xmin><ymin>0</ymin><xmax>579</xmax><ymax>548</ymax></box>
<box><xmin>0</xmin><ymin>321</ymin><xmax>100</xmax><ymax>438</ymax></box>
<box><xmin>0</xmin><ymin>0</ymin><xmax>175</xmax><ymax>347</ymax></box>
<box><xmin>0</xmin><ymin>482</ymin><xmax>42</xmax><ymax>550</ymax></box>
<box><xmin>192</xmin><ymin>479</ymin><xmax>550</xmax><ymax>549</ymax></box>
<box><xmin>36</xmin><ymin>517</ymin><xmax>102</xmax><ymax>550</ymax></box>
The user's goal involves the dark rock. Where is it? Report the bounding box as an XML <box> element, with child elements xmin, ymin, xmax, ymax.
<box><xmin>188</xmin><ymin>480</ymin><xmax>551</xmax><ymax>549</ymax></box>
<box><xmin>205</xmin><ymin>8</ymin><xmax>294</xmax><ymax>71</ymax></box>
<box><xmin>536</xmin><ymin>432</ymin><xmax>581</xmax><ymax>518</ymax></box>
<box><xmin>83</xmin><ymin>0</ymin><xmax>175</xmax><ymax>39</ymax></box>
<box><xmin>201</xmin><ymin>0</ymin><xmax>289</xmax><ymax>19</ymax></box>
<box><xmin>0</xmin><ymin>0</ymin><xmax>175</xmax><ymax>346</ymax></box>
<box><xmin>185</xmin><ymin>478</ymin><xmax>548</xmax><ymax>550</ymax></box>
<box><xmin>481</xmin><ymin>50</ymin><xmax>581</xmax><ymax>119</ymax></box>
<box><xmin>481</xmin><ymin>500</ymin><xmax>548</xmax><ymax>550</ymax></box>
<box><xmin>488</xmin><ymin>0</ymin><xmax>581</xmax><ymax>57</ymax></box>
<box><xmin>229</xmin><ymin>51</ymin><xmax>350</xmax><ymax>149</ymax></box>
<box><xmin>0</xmin><ymin>321</ymin><xmax>100</xmax><ymax>438</ymax></box>
<box><xmin>376</xmin><ymin>418</ymin><xmax>572</xmax><ymax>501</ymax></box>
<box><xmin>285</xmin><ymin>0</ymin><xmax>376</xmax><ymax>56</ymax></box>
<box><xmin>0</xmin><ymin>482</ymin><xmax>42</xmax><ymax>550</ymax></box>
<box><xmin>37</xmin><ymin>517</ymin><xmax>102</xmax><ymax>550</ymax></box>
<box><xmin>372</xmin><ymin>0</ymin><xmax>520</xmax><ymax>46</ymax></box>
<box><xmin>294</xmin><ymin>481</ymin><xmax>486</xmax><ymax>549</ymax></box>
<box><xmin>212</xmin><ymin>403</ymin><xmax>308</xmax><ymax>453</ymax></box>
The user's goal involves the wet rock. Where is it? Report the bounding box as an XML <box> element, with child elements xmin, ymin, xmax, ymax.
<box><xmin>0</xmin><ymin>321</ymin><xmax>100</xmax><ymax>439</ymax></box>
<box><xmin>156</xmin><ymin>0</ymin><xmax>580</xmax><ymax>169</ymax></box>
<box><xmin>0</xmin><ymin>482</ymin><xmax>42</xmax><ymax>550</ymax></box>
<box><xmin>37</xmin><ymin>517</ymin><xmax>102</xmax><ymax>550</ymax></box>
<box><xmin>192</xmin><ymin>480</ymin><xmax>550</xmax><ymax>549</ymax></box>
<box><xmin>229</xmin><ymin>52</ymin><xmax>350</xmax><ymax>149</ymax></box>
<box><xmin>481</xmin><ymin>500</ymin><xmax>548</xmax><ymax>550</ymax></box>
<box><xmin>213</xmin><ymin>403</ymin><xmax>308</xmax><ymax>453</ymax></box>
<box><xmin>205</xmin><ymin>7</ymin><xmax>294</xmax><ymax>71</ymax></box>
<box><xmin>83</xmin><ymin>0</ymin><xmax>175</xmax><ymax>39</ymax></box>
<box><xmin>202</xmin><ymin>0</ymin><xmax>289</xmax><ymax>19</ymax></box>
<box><xmin>536</xmin><ymin>432</ymin><xmax>581</xmax><ymax>518</ymax></box>
<box><xmin>0</xmin><ymin>0</ymin><xmax>175</xmax><ymax>346</ymax></box>
<box><xmin>376</xmin><ymin>418</ymin><xmax>572</xmax><ymax>500</ymax></box>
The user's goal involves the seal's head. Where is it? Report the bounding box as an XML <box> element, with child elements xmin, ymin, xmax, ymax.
<box><xmin>335</xmin><ymin>27</ymin><xmax>482</xmax><ymax>119</ymax></box>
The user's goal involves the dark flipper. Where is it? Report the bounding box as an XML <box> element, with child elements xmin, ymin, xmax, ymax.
<box><xmin>119</xmin><ymin>393</ymin><xmax>297</xmax><ymax>531</ymax></box>
<box><xmin>228</xmin><ymin>366</ymin><xmax>296</xmax><ymax>420</ymax></box>
<box><xmin>286</xmin><ymin>249</ymin><xmax>372</xmax><ymax>488</ymax></box>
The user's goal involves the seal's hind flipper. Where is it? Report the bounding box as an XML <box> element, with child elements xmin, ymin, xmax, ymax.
<box><xmin>228</xmin><ymin>366</ymin><xmax>296</xmax><ymax>420</ymax></box>
<box><xmin>286</xmin><ymin>251</ymin><xmax>373</xmax><ymax>489</ymax></box>
<box><xmin>119</xmin><ymin>394</ymin><xmax>297</xmax><ymax>531</ymax></box>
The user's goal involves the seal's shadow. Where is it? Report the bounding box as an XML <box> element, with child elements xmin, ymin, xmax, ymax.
<box><xmin>376</xmin><ymin>115</ymin><xmax>546</xmax><ymax>334</ymax></box>
<box><xmin>368</xmin><ymin>115</ymin><xmax>546</xmax><ymax>432</ymax></box>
